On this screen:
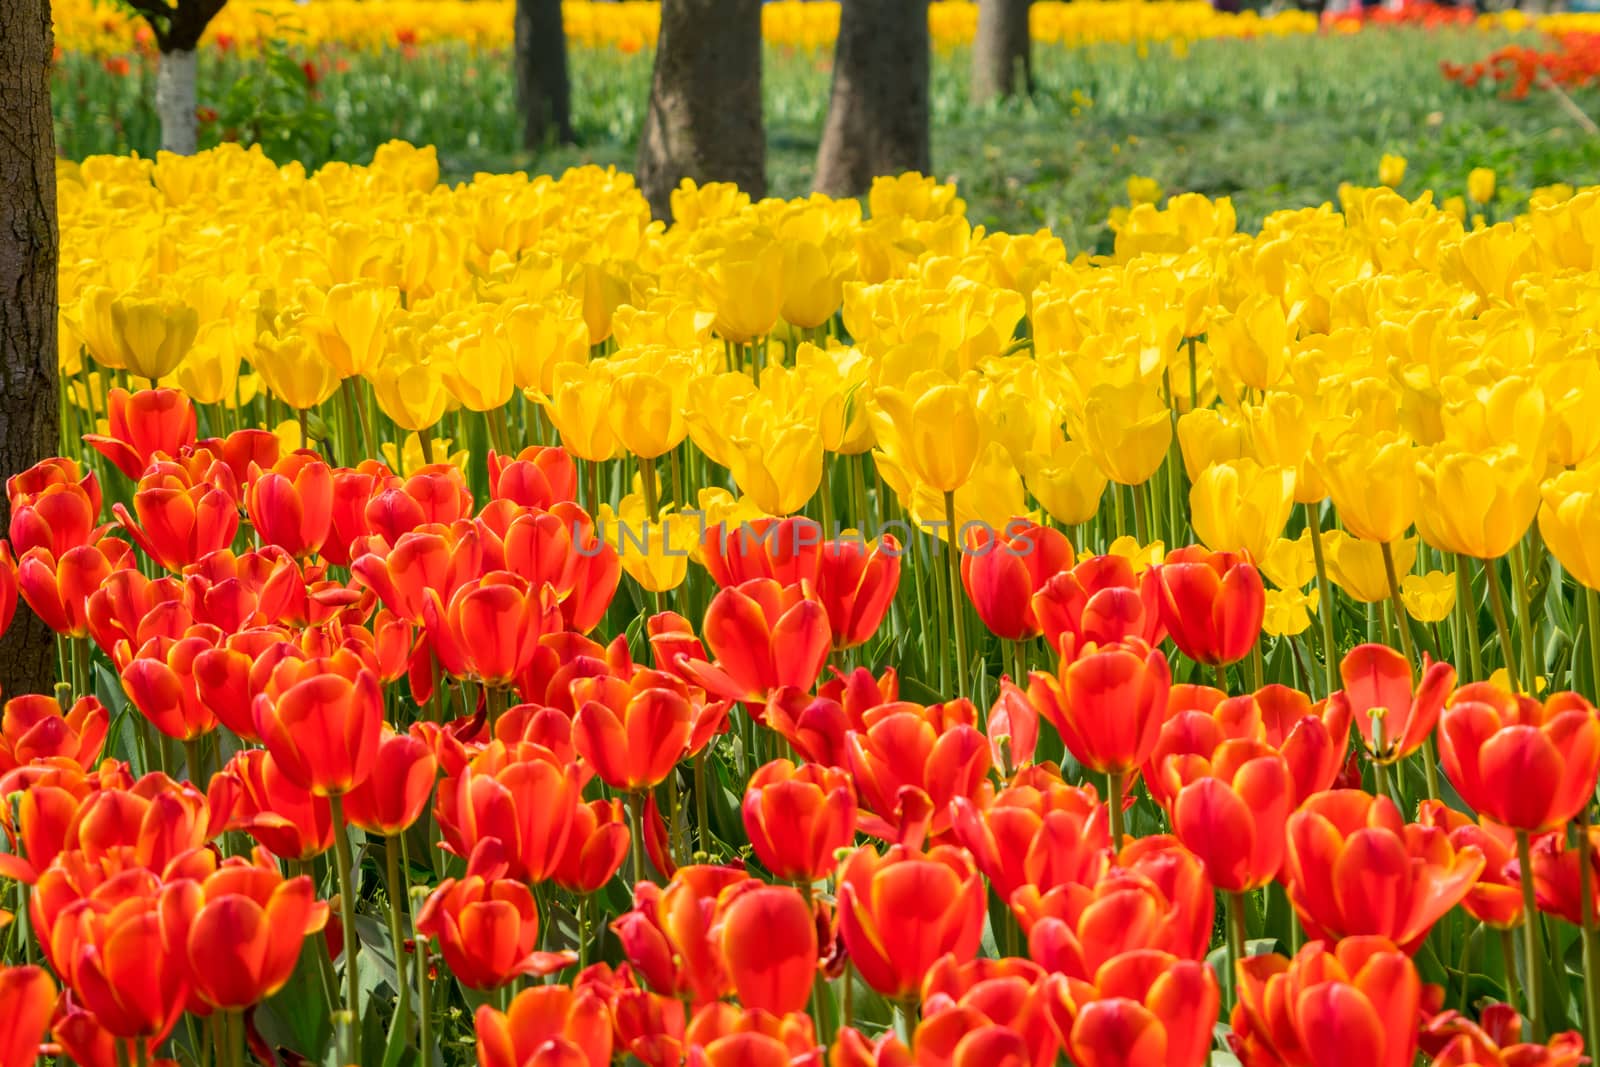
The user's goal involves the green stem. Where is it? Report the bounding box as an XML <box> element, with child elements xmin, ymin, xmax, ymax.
<box><xmin>945</xmin><ymin>490</ymin><xmax>970</xmax><ymax>700</ymax></box>
<box><xmin>1589</xmin><ymin>587</ymin><xmax>1600</xmax><ymax>703</ymax></box>
<box><xmin>1107</xmin><ymin>769</ymin><xmax>1124</xmax><ymax>849</ymax></box>
<box><xmin>329</xmin><ymin>794</ymin><xmax>361</xmax><ymax>1064</ymax></box>
<box><xmin>1186</xmin><ymin>336</ymin><xmax>1199</xmax><ymax>412</ymax></box>
<box><xmin>1306</xmin><ymin>511</ymin><xmax>1339</xmax><ymax>698</ymax></box>
<box><xmin>1501</xmin><ymin>926</ymin><xmax>1523</xmax><ymax>1022</ymax></box>
<box><xmin>1510</xmin><ymin>542</ymin><xmax>1540</xmax><ymax>692</ymax></box>
<box><xmin>693</xmin><ymin>754</ymin><xmax>710</xmax><ymax>857</ymax></box>
<box><xmin>384</xmin><ymin>837</ymin><xmax>412</xmax><ymax>1044</ymax></box>
<box><xmin>415</xmin><ymin>904</ymin><xmax>434</xmax><ymax>1067</ymax></box>
<box><xmin>1578</xmin><ymin>809</ymin><xmax>1600</xmax><ymax>1059</ymax></box>
<box><xmin>1380</xmin><ymin>540</ymin><xmax>1416</xmax><ymax>664</ymax></box>
<box><xmin>630</xmin><ymin>790</ymin><xmax>647</xmax><ymax>888</ymax></box>
<box><xmin>1517</xmin><ymin>829</ymin><xmax>1546</xmax><ymax>1041</ymax></box>
<box><xmin>1248</xmin><ymin>639</ymin><xmax>1264</xmax><ymax>692</ymax></box>
<box><xmin>184</xmin><ymin>738</ymin><xmax>204</xmax><ymax>785</ymax></box>
<box><xmin>1485</xmin><ymin>560</ymin><xmax>1521</xmax><ymax>692</ymax></box>
<box><xmin>1131</xmin><ymin>481</ymin><xmax>1149</xmax><ymax>544</ymax></box>
<box><xmin>1456</xmin><ymin>556</ymin><xmax>1484</xmax><ymax>682</ymax></box>
<box><xmin>1225</xmin><ymin>890</ymin><xmax>1246</xmax><ymax>1009</ymax></box>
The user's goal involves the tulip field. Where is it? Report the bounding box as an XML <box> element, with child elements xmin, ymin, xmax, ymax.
<box><xmin>11</xmin><ymin>3</ymin><xmax>1600</xmax><ymax>1066</ymax></box>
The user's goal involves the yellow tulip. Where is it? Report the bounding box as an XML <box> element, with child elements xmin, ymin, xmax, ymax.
<box><xmin>609</xmin><ymin>369</ymin><xmax>688</xmax><ymax>460</ymax></box>
<box><xmin>1401</xmin><ymin>571</ymin><xmax>1457</xmax><ymax>624</ymax></box>
<box><xmin>1413</xmin><ymin>445</ymin><xmax>1540</xmax><ymax>560</ymax></box>
<box><xmin>1176</xmin><ymin>407</ymin><xmax>1251</xmax><ymax>483</ymax></box>
<box><xmin>503</xmin><ymin>297</ymin><xmax>590</xmax><ymax>396</ymax></box>
<box><xmin>1378</xmin><ymin>154</ymin><xmax>1407</xmax><ymax>189</ymax></box>
<box><xmin>1024</xmin><ymin>436</ymin><xmax>1108</xmax><ymax>527</ymax></box>
<box><xmin>313</xmin><ymin>280</ymin><xmax>398</xmax><ymax>378</ymax></box>
<box><xmin>380</xmin><ymin>433</ymin><xmax>470</xmax><ymax>478</ymax></box>
<box><xmin>780</xmin><ymin>240</ymin><xmax>853</xmax><ymax>330</ymax></box>
<box><xmin>603</xmin><ymin>498</ymin><xmax>695</xmax><ymax>593</ymax></box>
<box><xmin>253</xmin><ymin>331</ymin><xmax>342</xmax><ymax>411</ymax></box>
<box><xmin>1208</xmin><ymin>292</ymin><xmax>1289</xmax><ymax>395</ymax></box>
<box><xmin>699</xmin><ymin>232</ymin><xmax>786</xmax><ymax>344</ymax></box>
<box><xmin>1539</xmin><ymin>466</ymin><xmax>1600</xmax><ymax>590</ymax></box>
<box><xmin>729</xmin><ymin>422</ymin><xmax>824</xmax><ymax>516</ymax></box>
<box><xmin>1260</xmin><ymin>531</ymin><xmax>1316</xmax><ymax>591</ymax></box>
<box><xmin>1263</xmin><ymin>587</ymin><xmax>1319</xmax><ymax>638</ymax></box>
<box><xmin>1094</xmin><ymin>535</ymin><xmax>1165</xmax><ymax>574</ymax></box>
<box><xmin>110</xmin><ymin>292</ymin><xmax>199</xmax><ymax>381</ymax></box>
<box><xmin>545</xmin><ymin>362</ymin><xmax>618</xmax><ymax>462</ymax></box>
<box><xmin>1324</xmin><ymin>530</ymin><xmax>1417</xmax><ymax>604</ymax></box>
<box><xmin>870</xmin><ymin>377</ymin><xmax>983</xmax><ymax>494</ymax></box>
<box><xmin>1190</xmin><ymin>459</ymin><xmax>1296</xmax><ymax>563</ymax></box>
<box><xmin>1126</xmin><ymin>175</ymin><xmax>1163</xmax><ymax>206</ymax></box>
<box><xmin>1076</xmin><ymin>381</ymin><xmax>1172</xmax><ymax>486</ymax></box>
<box><xmin>1468</xmin><ymin>167</ymin><xmax>1496</xmax><ymax>205</ymax></box>
<box><xmin>367</xmin><ymin>334</ymin><xmax>452</xmax><ymax>432</ymax></box>
<box><xmin>174</xmin><ymin>320</ymin><xmax>243</xmax><ymax>405</ymax></box>
<box><xmin>444</xmin><ymin>323</ymin><xmax>517</xmax><ymax>412</ymax></box>
<box><xmin>1313</xmin><ymin>430</ymin><xmax>1417</xmax><ymax>544</ymax></box>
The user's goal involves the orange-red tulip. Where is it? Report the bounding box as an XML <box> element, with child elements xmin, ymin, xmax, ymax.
<box><xmin>0</xmin><ymin>965</ymin><xmax>54</xmax><ymax>1067</ymax></box>
<box><xmin>1018</xmin><ymin>864</ymin><xmax>1207</xmax><ymax>980</ymax></box>
<box><xmin>351</xmin><ymin>526</ymin><xmax>483</xmax><ymax>623</ymax></box>
<box><xmin>120</xmin><ymin>631</ymin><xmax>218</xmax><ymax>742</ymax></box>
<box><xmin>475</xmin><ymin>984</ymin><xmax>614</xmax><ymax>1067</ymax></box>
<box><xmin>684</xmin><ymin>579</ymin><xmax>832</xmax><ymax>703</ymax></box>
<box><xmin>914</xmin><ymin>959</ymin><xmax>1057</xmax><ymax>1067</ymax></box>
<box><xmin>554</xmin><ymin>503</ymin><xmax>622</xmax><ymax>634</ymax></box>
<box><xmin>815</xmin><ymin>534</ymin><xmax>901</xmax><ymax>651</ymax></box>
<box><xmin>1032</xmin><ymin>554</ymin><xmax>1165</xmax><ymax>657</ymax></box>
<box><xmin>435</xmin><ymin>740</ymin><xmax>578</xmax><ymax>884</ymax></box>
<box><xmin>1044</xmin><ymin>951</ymin><xmax>1219</xmax><ymax>1067</ymax></box>
<box><xmin>1025</xmin><ymin>637</ymin><xmax>1170</xmax><ymax>777</ymax></box>
<box><xmin>251</xmin><ymin>667</ymin><xmax>383</xmax><ymax>796</ymax></box>
<box><xmin>703</xmin><ymin>517</ymin><xmax>824</xmax><ymax>589</ymax></box>
<box><xmin>8</xmin><ymin>478</ymin><xmax>102</xmax><ymax>558</ymax></box>
<box><xmin>425</xmin><ymin>571</ymin><xmax>564</xmax><ymax>689</ymax></box>
<box><xmin>830</xmin><ymin>1027</ymin><xmax>914</xmax><ymax>1067</ymax></box>
<box><xmin>847</xmin><ymin>708</ymin><xmax>991</xmax><ymax>844</ymax></box>
<box><xmin>114</xmin><ymin>461</ymin><xmax>239</xmax><ymax>571</ymax></box>
<box><xmin>1439</xmin><ymin>682</ymin><xmax>1600</xmax><ymax>832</ymax></box>
<box><xmin>0</xmin><ymin>692</ymin><xmax>108</xmax><ymax>773</ymax></box>
<box><xmin>209</xmin><ymin>748</ymin><xmax>334</xmax><ymax>860</ymax></box>
<box><xmin>1282</xmin><ymin>790</ymin><xmax>1485</xmax><ymax>951</ymax></box>
<box><xmin>1224</xmin><ymin>684</ymin><xmax>1352</xmax><ymax>806</ymax></box>
<box><xmin>244</xmin><ymin>452</ymin><xmax>334</xmax><ymax>559</ymax></box>
<box><xmin>416</xmin><ymin>842</ymin><xmax>576</xmax><ymax>989</ymax></box>
<box><xmin>743</xmin><ymin>759</ymin><xmax>858</xmax><ymax>884</ymax></box>
<box><xmin>960</xmin><ymin>522</ymin><xmax>1073</xmax><ymax>642</ymax></box>
<box><xmin>0</xmin><ymin>544</ymin><xmax>14</xmax><ymax>642</ymax></box>
<box><xmin>366</xmin><ymin>463</ymin><xmax>475</xmax><ymax>543</ymax></box>
<box><xmin>1417</xmin><ymin>800</ymin><xmax>1524</xmax><ymax>928</ymax></box>
<box><xmin>836</xmin><ymin>844</ymin><xmax>986</xmax><ymax>1000</ymax></box>
<box><xmin>1423</xmin><ymin>1004</ymin><xmax>1586</xmax><ymax>1067</ymax></box>
<box><xmin>1525</xmin><ymin>826</ymin><xmax>1600</xmax><ymax>927</ymax></box>
<box><xmin>612</xmin><ymin>865</ymin><xmax>752</xmax><ymax>1004</ymax></box>
<box><xmin>1164</xmin><ymin>738</ymin><xmax>1291</xmax><ymax>893</ymax></box>
<box><xmin>573</xmin><ymin>672</ymin><xmax>694</xmax><ymax>792</ymax></box>
<box><xmin>717</xmin><ymin>885</ymin><xmax>819</xmax><ymax>1016</ymax></box>
<box><xmin>63</xmin><ymin>887</ymin><xmax>191</xmax><ymax>1046</ymax></box>
<box><xmin>164</xmin><ymin>858</ymin><xmax>329</xmax><ymax>1009</ymax></box>
<box><xmin>488</xmin><ymin>446</ymin><xmax>578</xmax><ymax>509</ymax></box>
<box><xmin>1334</xmin><ymin>643</ymin><xmax>1454</xmax><ymax>763</ymax></box>
<box><xmin>552</xmin><ymin>798</ymin><xmax>631</xmax><ymax>894</ymax></box>
<box><xmin>1230</xmin><ymin>937</ymin><xmax>1421</xmax><ymax>1067</ymax></box>
<box><xmin>950</xmin><ymin>769</ymin><xmax>1108</xmax><ymax>904</ymax></box>
<box><xmin>342</xmin><ymin>727</ymin><xmax>437</xmax><ymax>835</ymax></box>
<box><xmin>84</xmin><ymin>387</ymin><xmax>197</xmax><ymax>479</ymax></box>
<box><xmin>17</xmin><ymin>540</ymin><xmax>133</xmax><ymax>637</ymax></box>
<box><xmin>1153</xmin><ymin>546</ymin><xmax>1265</xmax><ymax>667</ymax></box>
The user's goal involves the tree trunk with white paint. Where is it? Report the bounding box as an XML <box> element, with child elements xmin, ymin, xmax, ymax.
<box><xmin>156</xmin><ymin>48</ymin><xmax>198</xmax><ymax>154</ymax></box>
<box><xmin>973</xmin><ymin>0</ymin><xmax>1033</xmax><ymax>105</ymax></box>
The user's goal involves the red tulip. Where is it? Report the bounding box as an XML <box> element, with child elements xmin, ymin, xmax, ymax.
<box><xmin>961</xmin><ymin>521</ymin><xmax>1073</xmax><ymax>641</ymax></box>
<box><xmin>555</xmin><ymin>503</ymin><xmax>622</xmax><ymax>633</ymax></box>
<box><xmin>836</xmin><ymin>844</ymin><xmax>987</xmax><ymax>999</ymax></box>
<box><xmin>702</xmin><ymin>517</ymin><xmax>823</xmax><ymax>589</ymax></box>
<box><xmin>1164</xmin><ymin>738</ymin><xmax>1292</xmax><ymax>893</ymax></box>
<box><xmin>0</xmin><ymin>692</ymin><xmax>109</xmax><ymax>774</ymax></box>
<box><xmin>488</xmin><ymin>446</ymin><xmax>578</xmax><ymax>508</ymax></box>
<box><xmin>1034</xmin><ymin>554</ymin><xmax>1166</xmax><ymax>655</ymax></box>
<box><xmin>1025</xmin><ymin>637</ymin><xmax>1170</xmax><ymax>777</ymax></box>
<box><xmin>366</xmin><ymin>463</ymin><xmax>475</xmax><ymax>542</ymax></box>
<box><xmin>84</xmin><ymin>387</ymin><xmax>197</xmax><ymax>479</ymax></box>
<box><xmin>1334</xmin><ymin>643</ymin><xmax>1454</xmax><ymax>763</ymax></box>
<box><xmin>987</xmin><ymin>676</ymin><xmax>1040</xmax><ymax>773</ymax></box>
<box><xmin>612</xmin><ymin>865</ymin><xmax>752</xmax><ymax>1004</ymax></box>
<box><xmin>1224</xmin><ymin>684</ymin><xmax>1352</xmax><ymax>806</ymax></box>
<box><xmin>847</xmin><ymin>707</ymin><xmax>992</xmax><ymax>844</ymax></box>
<box><xmin>830</xmin><ymin>1028</ymin><xmax>914</xmax><ymax>1067</ymax></box>
<box><xmin>573</xmin><ymin>672</ymin><xmax>695</xmax><ymax>791</ymax></box>
<box><xmin>9</xmin><ymin>478</ymin><xmax>102</xmax><ymax>558</ymax></box>
<box><xmin>1281</xmin><ymin>790</ymin><xmax>1484</xmax><ymax>951</ymax></box>
<box><xmin>1439</xmin><ymin>682</ymin><xmax>1600</xmax><ymax>832</ymax></box>
<box><xmin>244</xmin><ymin>452</ymin><xmax>334</xmax><ymax>559</ymax></box>
<box><xmin>425</xmin><ymin>571</ymin><xmax>564</xmax><ymax>689</ymax></box>
<box><xmin>17</xmin><ymin>540</ymin><xmax>133</xmax><ymax>637</ymax></box>
<box><xmin>351</xmin><ymin>526</ymin><xmax>483</xmax><ymax>623</ymax></box>
<box><xmin>342</xmin><ymin>727</ymin><xmax>437</xmax><ymax>835</ymax></box>
<box><xmin>251</xmin><ymin>667</ymin><xmax>383</xmax><ymax>796</ymax></box>
<box><xmin>743</xmin><ymin>759</ymin><xmax>857</xmax><ymax>884</ymax></box>
<box><xmin>1417</xmin><ymin>800</ymin><xmax>1524</xmax><ymax>929</ymax></box>
<box><xmin>816</xmin><ymin>534</ymin><xmax>901</xmax><ymax>650</ymax></box>
<box><xmin>476</xmin><ymin>984</ymin><xmax>614</xmax><ymax>1067</ymax></box>
<box><xmin>1044</xmin><ymin>951</ymin><xmax>1219</xmax><ymax>1067</ymax></box>
<box><xmin>1423</xmin><ymin>1004</ymin><xmax>1586</xmax><ymax>1067</ymax></box>
<box><xmin>1524</xmin><ymin>826</ymin><xmax>1600</xmax><ymax>927</ymax></box>
<box><xmin>120</xmin><ymin>630</ymin><xmax>220</xmax><ymax>742</ymax></box>
<box><xmin>435</xmin><ymin>740</ymin><xmax>578</xmax><ymax>884</ymax></box>
<box><xmin>1230</xmin><ymin>937</ymin><xmax>1421</xmax><ymax>1067</ymax></box>
<box><xmin>63</xmin><ymin>886</ymin><xmax>191</xmax><ymax>1048</ymax></box>
<box><xmin>210</xmin><ymin>748</ymin><xmax>334</xmax><ymax>861</ymax></box>
<box><xmin>164</xmin><ymin>857</ymin><xmax>329</xmax><ymax>1009</ymax></box>
<box><xmin>950</xmin><ymin>767</ymin><xmax>1108</xmax><ymax>905</ymax></box>
<box><xmin>199</xmin><ymin>427</ymin><xmax>281</xmax><ymax>486</ymax></box>
<box><xmin>717</xmin><ymin>885</ymin><xmax>818</xmax><ymax>1016</ymax></box>
<box><xmin>114</xmin><ymin>460</ymin><xmax>239</xmax><ymax>571</ymax></box>
<box><xmin>1018</xmin><ymin>861</ymin><xmax>1210</xmax><ymax>981</ymax></box>
<box><xmin>0</xmin><ymin>544</ymin><xmax>14</xmax><ymax>642</ymax></box>
<box><xmin>1152</xmin><ymin>546</ymin><xmax>1264</xmax><ymax>666</ymax></box>
<box><xmin>7</xmin><ymin>456</ymin><xmax>100</xmax><ymax>521</ymax></box>
<box><xmin>683</xmin><ymin>579</ymin><xmax>831</xmax><ymax>703</ymax></box>
<box><xmin>416</xmin><ymin>842</ymin><xmax>576</xmax><ymax>990</ymax></box>
<box><xmin>552</xmin><ymin>798</ymin><xmax>631</xmax><ymax>894</ymax></box>
<box><xmin>0</xmin><ymin>965</ymin><xmax>54</xmax><ymax>1067</ymax></box>
<box><xmin>915</xmin><ymin>958</ymin><xmax>1057</xmax><ymax>1067</ymax></box>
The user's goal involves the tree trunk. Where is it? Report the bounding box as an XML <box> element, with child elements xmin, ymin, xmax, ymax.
<box><xmin>515</xmin><ymin>0</ymin><xmax>575</xmax><ymax>150</ymax></box>
<box><xmin>0</xmin><ymin>0</ymin><xmax>63</xmax><ymax>698</ymax></box>
<box><xmin>156</xmin><ymin>48</ymin><xmax>198</xmax><ymax>154</ymax></box>
<box><xmin>972</xmin><ymin>0</ymin><xmax>1033</xmax><ymax>105</ymax></box>
<box><xmin>636</xmin><ymin>0</ymin><xmax>765</xmax><ymax>221</ymax></box>
<box><xmin>814</xmin><ymin>0</ymin><xmax>931</xmax><ymax>198</ymax></box>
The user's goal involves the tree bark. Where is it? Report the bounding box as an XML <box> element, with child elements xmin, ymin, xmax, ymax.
<box><xmin>814</xmin><ymin>0</ymin><xmax>931</xmax><ymax>198</ymax></box>
<box><xmin>515</xmin><ymin>0</ymin><xmax>575</xmax><ymax>150</ymax></box>
<box><xmin>156</xmin><ymin>48</ymin><xmax>198</xmax><ymax>154</ymax></box>
<box><xmin>636</xmin><ymin>0</ymin><xmax>766</xmax><ymax>221</ymax></box>
<box><xmin>0</xmin><ymin>0</ymin><xmax>63</xmax><ymax>697</ymax></box>
<box><xmin>973</xmin><ymin>0</ymin><xmax>1033</xmax><ymax>105</ymax></box>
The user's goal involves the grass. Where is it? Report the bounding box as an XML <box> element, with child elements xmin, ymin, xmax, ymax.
<box><xmin>54</xmin><ymin>27</ymin><xmax>1600</xmax><ymax>251</ymax></box>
